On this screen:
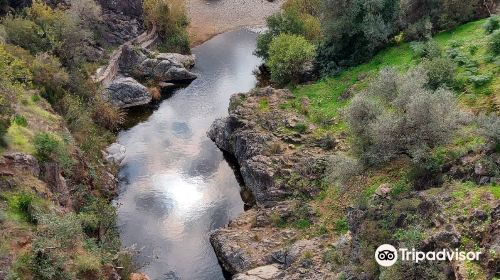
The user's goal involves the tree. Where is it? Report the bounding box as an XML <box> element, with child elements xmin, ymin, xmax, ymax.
<box><xmin>267</xmin><ymin>34</ymin><xmax>316</xmax><ymax>86</ymax></box>
<box><xmin>317</xmin><ymin>0</ymin><xmax>400</xmax><ymax>74</ymax></box>
<box><xmin>346</xmin><ymin>67</ymin><xmax>462</xmax><ymax>165</ymax></box>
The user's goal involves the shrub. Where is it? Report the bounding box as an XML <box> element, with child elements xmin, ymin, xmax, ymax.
<box><xmin>7</xmin><ymin>192</ymin><xmax>38</xmax><ymax>223</ymax></box>
<box><xmin>346</xmin><ymin>67</ymin><xmax>461</xmax><ymax>165</ymax></box>
<box><xmin>1</xmin><ymin>16</ymin><xmax>51</xmax><ymax>53</ymax></box>
<box><xmin>12</xmin><ymin>114</ymin><xmax>28</xmax><ymax>127</ymax></box>
<box><xmin>33</xmin><ymin>133</ymin><xmax>61</xmax><ymax>162</ymax></box>
<box><xmin>489</xmin><ymin>30</ymin><xmax>500</xmax><ymax>55</ymax></box>
<box><xmin>144</xmin><ymin>0</ymin><xmax>190</xmax><ymax>53</ymax></box>
<box><xmin>326</xmin><ymin>154</ymin><xmax>362</xmax><ymax>186</ymax></box>
<box><xmin>31</xmin><ymin>53</ymin><xmax>69</xmax><ymax>103</ymax></box>
<box><xmin>255</xmin><ymin>7</ymin><xmax>321</xmax><ymax>59</ymax></box>
<box><xmin>410</xmin><ymin>40</ymin><xmax>441</xmax><ymax>59</ymax></box>
<box><xmin>91</xmin><ymin>98</ymin><xmax>125</xmax><ymax>131</ymax></box>
<box><xmin>483</xmin><ymin>16</ymin><xmax>499</xmax><ymax>34</ymax></box>
<box><xmin>404</xmin><ymin>17</ymin><xmax>433</xmax><ymax>41</ymax></box>
<box><xmin>267</xmin><ymin>34</ymin><xmax>316</xmax><ymax>85</ymax></box>
<box><xmin>74</xmin><ymin>253</ymin><xmax>101</xmax><ymax>278</ymax></box>
<box><xmin>33</xmin><ymin>132</ymin><xmax>71</xmax><ymax>166</ymax></box>
<box><xmin>421</xmin><ymin>56</ymin><xmax>456</xmax><ymax>89</ymax></box>
<box><xmin>30</xmin><ymin>249</ymin><xmax>70</xmax><ymax>280</ymax></box>
<box><xmin>317</xmin><ymin>0</ymin><xmax>400</xmax><ymax>73</ymax></box>
<box><xmin>477</xmin><ymin>114</ymin><xmax>500</xmax><ymax>150</ymax></box>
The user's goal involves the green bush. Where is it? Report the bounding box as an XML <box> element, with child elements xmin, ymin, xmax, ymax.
<box><xmin>483</xmin><ymin>16</ymin><xmax>499</xmax><ymax>34</ymax></box>
<box><xmin>489</xmin><ymin>30</ymin><xmax>500</xmax><ymax>55</ymax></box>
<box><xmin>1</xmin><ymin>16</ymin><xmax>51</xmax><ymax>54</ymax></box>
<box><xmin>255</xmin><ymin>9</ymin><xmax>319</xmax><ymax>59</ymax></box>
<box><xmin>12</xmin><ymin>114</ymin><xmax>28</xmax><ymax>127</ymax></box>
<box><xmin>410</xmin><ymin>40</ymin><xmax>441</xmax><ymax>59</ymax></box>
<box><xmin>421</xmin><ymin>56</ymin><xmax>456</xmax><ymax>89</ymax></box>
<box><xmin>267</xmin><ymin>34</ymin><xmax>316</xmax><ymax>85</ymax></box>
<box><xmin>346</xmin><ymin>67</ymin><xmax>461</xmax><ymax>165</ymax></box>
<box><xmin>31</xmin><ymin>53</ymin><xmax>69</xmax><ymax>104</ymax></box>
<box><xmin>317</xmin><ymin>0</ymin><xmax>400</xmax><ymax>73</ymax></box>
<box><xmin>6</xmin><ymin>192</ymin><xmax>43</xmax><ymax>224</ymax></box>
<box><xmin>34</xmin><ymin>132</ymin><xmax>74</xmax><ymax>171</ymax></box>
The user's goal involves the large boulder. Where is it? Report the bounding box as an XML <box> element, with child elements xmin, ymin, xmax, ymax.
<box><xmin>119</xmin><ymin>45</ymin><xmax>197</xmax><ymax>82</ymax></box>
<box><xmin>104</xmin><ymin>77</ymin><xmax>151</xmax><ymax>108</ymax></box>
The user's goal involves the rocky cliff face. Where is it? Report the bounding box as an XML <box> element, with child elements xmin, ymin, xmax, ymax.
<box><xmin>208</xmin><ymin>87</ymin><xmax>343</xmax><ymax>279</ymax></box>
<box><xmin>96</xmin><ymin>0</ymin><xmax>144</xmax><ymax>47</ymax></box>
<box><xmin>208</xmin><ymin>87</ymin><xmax>500</xmax><ymax>279</ymax></box>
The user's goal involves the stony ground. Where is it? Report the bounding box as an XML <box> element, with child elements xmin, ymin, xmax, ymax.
<box><xmin>187</xmin><ymin>0</ymin><xmax>284</xmax><ymax>45</ymax></box>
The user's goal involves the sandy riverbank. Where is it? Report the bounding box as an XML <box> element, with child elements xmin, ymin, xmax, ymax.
<box><xmin>187</xmin><ymin>0</ymin><xmax>283</xmax><ymax>46</ymax></box>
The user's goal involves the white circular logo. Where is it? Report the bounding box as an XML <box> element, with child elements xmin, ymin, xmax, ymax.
<box><xmin>375</xmin><ymin>244</ymin><xmax>398</xmax><ymax>267</ymax></box>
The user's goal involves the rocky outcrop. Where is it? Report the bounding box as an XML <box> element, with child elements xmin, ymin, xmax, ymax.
<box><xmin>40</xmin><ymin>162</ymin><xmax>73</xmax><ymax>209</ymax></box>
<box><xmin>208</xmin><ymin>87</ymin><xmax>336</xmax><ymax>206</ymax></box>
<box><xmin>208</xmin><ymin>87</ymin><xmax>344</xmax><ymax>279</ymax></box>
<box><xmin>119</xmin><ymin>44</ymin><xmax>197</xmax><ymax>82</ymax></box>
<box><xmin>0</xmin><ymin>153</ymin><xmax>40</xmax><ymax>177</ymax></box>
<box><xmin>104</xmin><ymin>77</ymin><xmax>152</xmax><ymax>108</ymax></box>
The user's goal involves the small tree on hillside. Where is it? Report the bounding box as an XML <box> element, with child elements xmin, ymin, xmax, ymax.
<box><xmin>267</xmin><ymin>34</ymin><xmax>316</xmax><ymax>86</ymax></box>
<box><xmin>346</xmin><ymin>67</ymin><xmax>462</xmax><ymax>165</ymax></box>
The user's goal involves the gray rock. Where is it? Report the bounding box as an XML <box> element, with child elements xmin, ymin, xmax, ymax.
<box><xmin>119</xmin><ymin>45</ymin><xmax>197</xmax><ymax>82</ymax></box>
<box><xmin>233</xmin><ymin>264</ymin><xmax>284</xmax><ymax>280</ymax></box>
<box><xmin>157</xmin><ymin>53</ymin><xmax>196</xmax><ymax>68</ymax></box>
<box><xmin>104</xmin><ymin>77</ymin><xmax>151</xmax><ymax>108</ymax></box>
<box><xmin>105</xmin><ymin>143</ymin><xmax>127</xmax><ymax>164</ymax></box>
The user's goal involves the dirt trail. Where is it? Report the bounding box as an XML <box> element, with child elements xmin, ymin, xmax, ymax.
<box><xmin>187</xmin><ymin>0</ymin><xmax>283</xmax><ymax>46</ymax></box>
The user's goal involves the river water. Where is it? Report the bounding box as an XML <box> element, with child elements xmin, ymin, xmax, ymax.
<box><xmin>115</xmin><ymin>29</ymin><xmax>261</xmax><ymax>280</ymax></box>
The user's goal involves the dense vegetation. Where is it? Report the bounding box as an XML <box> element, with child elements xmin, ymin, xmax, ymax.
<box><xmin>143</xmin><ymin>0</ymin><xmax>190</xmax><ymax>53</ymax></box>
<box><xmin>257</xmin><ymin>0</ymin><xmax>495</xmax><ymax>84</ymax></box>
<box><xmin>256</xmin><ymin>9</ymin><xmax>499</xmax><ymax>277</ymax></box>
<box><xmin>0</xmin><ymin>1</ymin><xmax>138</xmax><ymax>279</ymax></box>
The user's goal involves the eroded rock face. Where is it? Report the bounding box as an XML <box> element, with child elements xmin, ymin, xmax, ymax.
<box><xmin>99</xmin><ymin>13</ymin><xmax>143</xmax><ymax>47</ymax></box>
<box><xmin>40</xmin><ymin>162</ymin><xmax>73</xmax><ymax>209</ymax></box>
<box><xmin>0</xmin><ymin>153</ymin><xmax>40</xmax><ymax>177</ymax></box>
<box><xmin>104</xmin><ymin>77</ymin><xmax>151</xmax><ymax>108</ymax></box>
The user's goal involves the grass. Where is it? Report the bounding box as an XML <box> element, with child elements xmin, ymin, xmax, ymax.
<box><xmin>288</xmin><ymin>18</ymin><xmax>496</xmax><ymax>133</ymax></box>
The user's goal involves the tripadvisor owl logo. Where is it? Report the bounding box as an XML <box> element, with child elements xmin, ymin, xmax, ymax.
<box><xmin>375</xmin><ymin>244</ymin><xmax>482</xmax><ymax>267</ymax></box>
<box><xmin>375</xmin><ymin>244</ymin><xmax>398</xmax><ymax>267</ymax></box>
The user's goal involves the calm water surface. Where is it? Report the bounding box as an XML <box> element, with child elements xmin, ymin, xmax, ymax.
<box><xmin>115</xmin><ymin>29</ymin><xmax>261</xmax><ymax>280</ymax></box>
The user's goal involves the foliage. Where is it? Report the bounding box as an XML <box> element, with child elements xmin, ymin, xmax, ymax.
<box><xmin>267</xmin><ymin>34</ymin><xmax>316</xmax><ymax>85</ymax></box>
<box><xmin>489</xmin><ymin>30</ymin><xmax>500</xmax><ymax>55</ymax></box>
<box><xmin>32</xmin><ymin>132</ymin><xmax>72</xmax><ymax>167</ymax></box>
<box><xmin>326</xmin><ymin>154</ymin><xmax>362</xmax><ymax>185</ymax></box>
<box><xmin>421</xmin><ymin>56</ymin><xmax>456</xmax><ymax>89</ymax></box>
<box><xmin>143</xmin><ymin>0</ymin><xmax>190</xmax><ymax>53</ymax></box>
<box><xmin>31</xmin><ymin>53</ymin><xmax>69</xmax><ymax>103</ymax></box>
<box><xmin>256</xmin><ymin>8</ymin><xmax>320</xmax><ymax>59</ymax></box>
<box><xmin>1</xmin><ymin>0</ymin><xmax>99</xmax><ymax>66</ymax></box>
<box><xmin>477</xmin><ymin>114</ymin><xmax>500</xmax><ymax>149</ymax></box>
<box><xmin>317</xmin><ymin>0</ymin><xmax>400</xmax><ymax>74</ymax></box>
<box><xmin>346</xmin><ymin>67</ymin><xmax>462</xmax><ymax>165</ymax></box>
<box><xmin>483</xmin><ymin>16</ymin><xmax>499</xmax><ymax>34</ymax></box>
<box><xmin>91</xmin><ymin>97</ymin><xmax>125</xmax><ymax>131</ymax></box>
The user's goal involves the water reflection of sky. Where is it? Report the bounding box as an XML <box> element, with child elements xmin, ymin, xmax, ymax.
<box><xmin>115</xmin><ymin>29</ymin><xmax>262</xmax><ymax>280</ymax></box>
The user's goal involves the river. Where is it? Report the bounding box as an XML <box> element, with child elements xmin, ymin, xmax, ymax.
<box><xmin>115</xmin><ymin>29</ymin><xmax>261</xmax><ymax>280</ymax></box>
